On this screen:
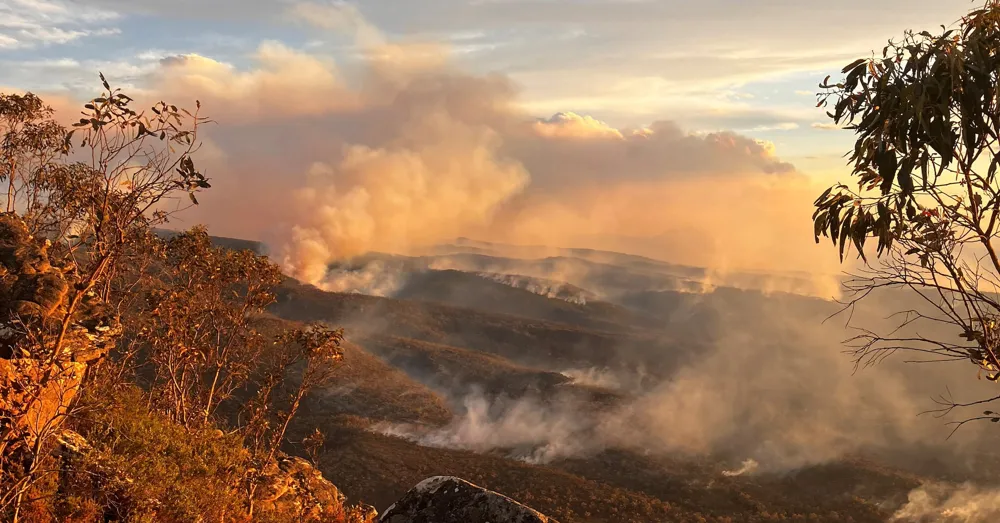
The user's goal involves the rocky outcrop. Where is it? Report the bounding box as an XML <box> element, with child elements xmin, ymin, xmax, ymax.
<box><xmin>0</xmin><ymin>358</ymin><xmax>89</xmax><ymax>439</ymax></box>
<box><xmin>379</xmin><ymin>476</ymin><xmax>557</xmax><ymax>523</ymax></box>
<box><xmin>257</xmin><ymin>455</ymin><xmax>353</xmax><ymax>519</ymax></box>
<box><xmin>0</xmin><ymin>213</ymin><xmax>120</xmax><ymax>361</ymax></box>
<box><xmin>0</xmin><ymin>213</ymin><xmax>120</xmax><ymax>442</ymax></box>
<box><xmin>257</xmin><ymin>454</ymin><xmax>378</xmax><ymax>522</ymax></box>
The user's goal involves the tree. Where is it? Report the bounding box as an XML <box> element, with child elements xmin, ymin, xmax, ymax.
<box><xmin>0</xmin><ymin>76</ymin><xmax>211</xmax><ymax>520</ymax></box>
<box><xmin>0</xmin><ymin>75</ymin><xmax>351</xmax><ymax>522</ymax></box>
<box><xmin>242</xmin><ymin>324</ymin><xmax>344</xmax><ymax>515</ymax></box>
<box><xmin>0</xmin><ymin>93</ymin><xmax>67</xmax><ymax>215</ymax></box>
<box><xmin>813</xmin><ymin>1</ymin><xmax>1000</xmax><ymax>423</ymax></box>
<box><xmin>140</xmin><ymin>226</ymin><xmax>283</xmax><ymax>428</ymax></box>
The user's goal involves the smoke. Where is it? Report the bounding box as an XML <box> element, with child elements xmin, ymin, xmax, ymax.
<box><xmin>892</xmin><ymin>483</ymin><xmax>1000</xmax><ymax>522</ymax></box>
<box><xmin>474</xmin><ymin>272</ymin><xmax>596</xmax><ymax>304</ymax></box>
<box><xmin>559</xmin><ymin>367</ymin><xmax>626</xmax><ymax>391</ymax></box>
<box><xmin>722</xmin><ymin>459</ymin><xmax>760</xmax><ymax>477</ymax></box>
<box><xmin>375</xmin><ymin>390</ymin><xmax>596</xmax><ymax>465</ymax></box>
<box><xmin>279</xmin><ymin>120</ymin><xmax>529</xmax><ymax>284</ymax></box>
<box><xmin>372</xmin><ymin>287</ymin><xmax>999</xmax><ymax>474</ymax></box>
<box><xmin>13</xmin><ymin>1</ymin><xmax>846</xmax><ymax>292</ymax></box>
<box><xmin>317</xmin><ymin>260</ymin><xmax>409</xmax><ymax>296</ymax></box>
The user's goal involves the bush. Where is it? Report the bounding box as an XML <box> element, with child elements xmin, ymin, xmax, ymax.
<box><xmin>39</xmin><ymin>381</ymin><xmax>251</xmax><ymax>522</ymax></box>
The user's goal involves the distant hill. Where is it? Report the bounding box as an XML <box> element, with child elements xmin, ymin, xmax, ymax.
<box><xmin>193</xmin><ymin>232</ymin><xmax>991</xmax><ymax>522</ymax></box>
<box><xmin>153</xmin><ymin>228</ymin><xmax>267</xmax><ymax>254</ymax></box>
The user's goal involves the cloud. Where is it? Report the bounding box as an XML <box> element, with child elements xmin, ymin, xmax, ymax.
<box><xmin>70</xmin><ymin>0</ymin><xmax>971</xmax><ymax>99</ymax></box>
<box><xmin>0</xmin><ymin>55</ymin><xmax>162</xmax><ymax>94</ymax></box>
<box><xmin>22</xmin><ymin>4</ymin><xmax>843</xmax><ymax>289</ymax></box>
<box><xmin>747</xmin><ymin>122</ymin><xmax>799</xmax><ymax>132</ymax></box>
<box><xmin>531</xmin><ymin>112</ymin><xmax>624</xmax><ymax>140</ymax></box>
<box><xmin>811</xmin><ymin>122</ymin><xmax>843</xmax><ymax>131</ymax></box>
<box><xmin>0</xmin><ymin>0</ymin><xmax>120</xmax><ymax>49</ymax></box>
<box><xmin>6</xmin><ymin>0</ymin><xmax>972</xmax><ymax>138</ymax></box>
<box><xmin>147</xmin><ymin>43</ymin><xmax>355</xmax><ymax>120</ymax></box>
<box><xmin>288</xmin><ymin>1</ymin><xmax>386</xmax><ymax>48</ymax></box>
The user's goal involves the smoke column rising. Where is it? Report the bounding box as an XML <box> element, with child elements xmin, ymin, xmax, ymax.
<box><xmin>66</xmin><ymin>1</ymin><xmax>845</xmax><ymax>292</ymax></box>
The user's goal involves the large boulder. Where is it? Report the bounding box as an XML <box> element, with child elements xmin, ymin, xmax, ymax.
<box><xmin>379</xmin><ymin>476</ymin><xmax>558</xmax><ymax>523</ymax></box>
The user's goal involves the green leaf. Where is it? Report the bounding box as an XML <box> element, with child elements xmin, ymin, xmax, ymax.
<box><xmin>841</xmin><ymin>58</ymin><xmax>867</xmax><ymax>74</ymax></box>
<box><xmin>897</xmin><ymin>156</ymin><xmax>915</xmax><ymax>195</ymax></box>
<box><xmin>839</xmin><ymin>208</ymin><xmax>855</xmax><ymax>261</ymax></box>
<box><xmin>877</xmin><ymin>147</ymin><xmax>898</xmax><ymax>194</ymax></box>
<box><xmin>814</xmin><ymin>187</ymin><xmax>833</xmax><ymax>206</ymax></box>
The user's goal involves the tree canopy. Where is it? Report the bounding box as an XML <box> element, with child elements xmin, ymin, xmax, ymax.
<box><xmin>813</xmin><ymin>0</ymin><xmax>1000</xmax><ymax>420</ymax></box>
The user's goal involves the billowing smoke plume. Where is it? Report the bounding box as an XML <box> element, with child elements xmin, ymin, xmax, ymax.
<box><xmin>319</xmin><ymin>261</ymin><xmax>409</xmax><ymax>296</ymax></box>
<box><xmin>373</xmin><ymin>288</ymin><xmax>998</xmax><ymax>473</ymax></box>
<box><xmin>281</xmin><ymin>118</ymin><xmax>528</xmax><ymax>284</ymax></box>
<box><xmin>892</xmin><ymin>483</ymin><xmax>1000</xmax><ymax>522</ymax></box>
<box><xmin>48</xmin><ymin>1</ymin><xmax>842</xmax><ymax>290</ymax></box>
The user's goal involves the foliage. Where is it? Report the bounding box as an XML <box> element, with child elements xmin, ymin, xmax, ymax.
<box><xmin>0</xmin><ymin>93</ymin><xmax>67</xmax><ymax>215</ymax></box>
<box><xmin>139</xmin><ymin>226</ymin><xmax>283</xmax><ymax>427</ymax></box>
<box><xmin>21</xmin><ymin>377</ymin><xmax>373</xmax><ymax>523</ymax></box>
<box><xmin>811</xmin><ymin>0</ymin><xmax>1000</xmax><ymax>416</ymax></box>
<box><xmin>0</xmin><ymin>77</ymin><xmax>356</xmax><ymax>521</ymax></box>
<box><xmin>0</xmin><ymin>76</ymin><xmax>212</xmax><ymax>520</ymax></box>
<box><xmin>243</xmin><ymin>324</ymin><xmax>344</xmax><ymax>512</ymax></box>
<box><xmin>56</xmin><ymin>381</ymin><xmax>250</xmax><ymax>522</ymax></box>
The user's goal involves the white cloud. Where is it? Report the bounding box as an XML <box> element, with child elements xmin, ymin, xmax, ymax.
<box><xmin>1</xmin><ymin>53</ymin><xmax>163</xmax><ymax>92</ymax></box>
<box><xmin>747</xmin><ymin>122</ymin><xmax>799</xmax><ymax>132</ymax></box>
<box><xmin>288</xmin><ymin>1</ymin><xmax>386</xmax><ymax>48</ymax></box>
<box><xmin>0</xmin><ymin>0</ymin><xmax>120</xmax><ymax>48</ymax></box>
<box><xmin>811</xmin><ymin>122</ymin><xmax>843</xmax><ymax>131</ymax></box>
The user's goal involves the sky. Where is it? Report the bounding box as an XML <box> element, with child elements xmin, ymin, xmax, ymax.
<box><xmin>0</xmin><ymin>0</ymin><xmax>982</xmax><ymax>287</ymax></box>
<box><xmin>0</xmin><ymin>0</ymin><xmax>974</xmax><ymax>176</ymax></box>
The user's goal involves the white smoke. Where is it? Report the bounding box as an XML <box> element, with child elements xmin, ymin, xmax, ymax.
<box><xmin>371</xmin><ymin>292</ymin><xmax>999</xmax><ymax>473</ymax></box>
<box><xmin>278</xmin><ymin>118</ymin><xmax>530</xmax><ymax>286</ymax></box>
<box><xmin>375</xmin><ymin>391</ymin><xmax>595</xmax><ymax>465</ymax></box>
<box><xmin>474</xmin><ymin>272</ymin><xmax>595</xmax><ymax>304</ymax></box>
<box><xmin>314</xmin><ymin>260</ymin><xmax>409</xmax><ymax>296</ymax></box>
<box><xmin>892</xmin><ymin>483</ymin><xmax>1000</xmax><ymax>522</ymax></box>
<box><xmin>559</xmin><ymin>367</ymin><xmax>624</xmax><ymax>390</ymax></box>
<box><xmin>722</xmin><ymin>459</ymin><xmax>760</xmax><ymax>477</ymax></box>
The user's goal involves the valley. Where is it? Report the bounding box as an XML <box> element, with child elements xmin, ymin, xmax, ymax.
<box><xmin>260</xmin><ymin>239</ymin><xmax>996</xmax><ymax>522</ymax></box>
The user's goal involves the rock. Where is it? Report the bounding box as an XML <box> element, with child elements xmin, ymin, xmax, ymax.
<box><xmin>0</xmin><ymin>213</ymin><xmax>121</xmax><ymax>445</ymax></box>
<box><xmin>379</xmin><ymin>476</ymin><xmax>558</xmax><ymax>523</ymax></box>
<box><xmin>0</xmin><ymin>358</ymin><xmax>88</xmax><ymax>440</ymax></box>
<box><xmin>349</xmin><ymin>503</ymin><xmax>379</xmax><ymax>523</ymax></box>
<box><xmin>257</xmin><ymin>454</ymin><xmax>353</xmax><ymax>521</ymax></box>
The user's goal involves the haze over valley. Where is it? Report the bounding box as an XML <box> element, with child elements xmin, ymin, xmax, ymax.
<box><xmin>4</xmin><ymin>0</ymin><xmax>1000</xmax><ymax>522</ymax></box>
